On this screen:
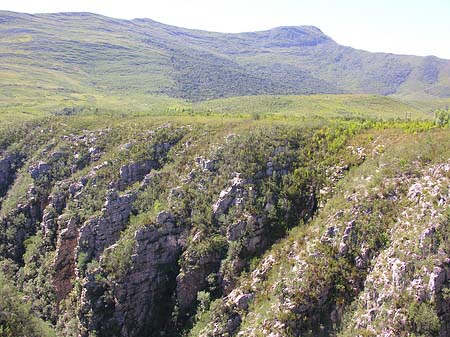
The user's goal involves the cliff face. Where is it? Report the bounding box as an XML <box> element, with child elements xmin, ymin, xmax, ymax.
<box><xmin>0</xmin><ymin>151</ymin><xmax>22</xmax><ymax>198</ymax></box>
<box><xmin>1</xmin><ymin>117</ymin><xmax>449</xmax><ymax>337</ymax></box>
<box><xmin>191</xmin><ymin>132</ymin><xmax>450</xmax><ymax>337</ymax></box>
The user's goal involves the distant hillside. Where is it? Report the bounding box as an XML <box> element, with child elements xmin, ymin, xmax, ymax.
<box><xmin>1</xmin><ymin>10</ymin><xmax>450</xmax><ymax>103</ymax></box>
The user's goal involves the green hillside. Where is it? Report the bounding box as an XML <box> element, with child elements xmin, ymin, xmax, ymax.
<box><xmin>193</xmin><ymin>94</ymin><xmax>438</xmax><ymax>120</ymax></box>
<box><xmin>1</xmin><ymin>10</ymin><xmax>450</xmax><ymax>105</ymax></box>
<box><xmin>1</xmin><ymin>9</ymin><xmax>450</xmax><ymax>337</ymax></box>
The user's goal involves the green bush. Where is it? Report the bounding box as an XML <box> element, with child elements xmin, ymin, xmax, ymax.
<box><xmin>435</xmin><ymin>108</ymin><xmax>450</xmax><ymax>126</ymax></box>
<box><xmin>0</xmin><ymin>273</ymin><xmax>56</xmax><ymax>337</ymax></box>
<box><xmin>407</xmin><ymin>301</ymin><xmax>440</xmax><ymax>336</ymax></box>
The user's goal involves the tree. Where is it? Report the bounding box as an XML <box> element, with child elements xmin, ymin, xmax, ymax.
<box><xmin>0</xmin><ymin>273</ymin><xmax>56</xmax><ymax>337</ymax></box>
<box><xmin>435</xmin><ymin>108</ymin><xmax>450</xmax><ymax>126</ymax></box>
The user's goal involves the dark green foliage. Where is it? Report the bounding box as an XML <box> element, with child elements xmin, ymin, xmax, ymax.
<box><xmin>435</xmin><ymin>108</ymin><xmax>450</xmax><ymax>126</ymax></box>
<box><xmin>406</xmin><ymin>301</ymin><xmax>441</xmax><ymax>336</ymax></box>
<box><xmin>0</xmin><ymin>273</ymin><xmax>56</xmax><ymax>337</ymax></box>
<box><xmin>18</xmin><ymin>233</ymin><xmax>57</xmax><ymax>323</ymax></box>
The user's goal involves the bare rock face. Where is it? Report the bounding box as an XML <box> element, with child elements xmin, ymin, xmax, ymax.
<box><xmin>0</xmin><ymin>151</ymin><xmax>21</xmax><ymax>197</ymax></box>
<box><xmin>77</xmin><ymin>189</ymin><xmax>136</xmax><ymax>261</ymax></box>
<box><xmin>434</xmin><ymin>265</ymin><xmax>450</xmax><ymax>336</ymax></box>
<box><xmin>78</xmin><ymin>222</ymin><xmax>186</xmax><ymax>337</ymax></box>
<box><xmin>114</xmin><ymin>223</ymin><xmax>185</xmax><ymax>336</ymax></box>
<box><xmin>118</xmin><ymin>160</ymin><xmax>159</xmax><ymax>190</ymax></box>
<box><xmin>176</xmin><ymin>247</ymin><xmax>223</xmax><ymax>318</ymax></box>
<box><xmin>53</xmin><ymin>216</ymin><xmax>79</xmax><ymax>306</ymax></box>
<box><xmin>29</xmin><ymin>161</ymin><xmax>51</xmax><ymax>180</ymax></box>
<box><xmin>213</xmin><ymin>174</ymin><xmax>246</xmax><ymax>216</ymax></box>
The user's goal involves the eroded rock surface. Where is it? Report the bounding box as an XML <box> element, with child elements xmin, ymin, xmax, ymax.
<box><xmin>0</xmin><ymin>151</ymin><xmax>21</xmax><ymax>197</ymax></box>
<box><xmin>78</xmin><ymin>221</ymin><xmax>186</xmax><ymax>337</ymax></box>
<box><xmin>118</xmin><ymin>160</ymin><xmax>159</xmax><ymax>190</ymax></box>
<box><xmin>77</xmin><ymin>189</ymin><xmax>136</xmax><ymax>261</ymax></box>
<box><xmin>53</xmin><ymin>217</ymin><xmax>79</xmax><ymax>305</ymax></box>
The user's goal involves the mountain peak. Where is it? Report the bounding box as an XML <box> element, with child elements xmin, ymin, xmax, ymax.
<box><xmin>246</xmin><ymin>25</ymin><xmax>334</xmax><ymax>48</ymax></box>
<box><xmin>272</xmin><ymin>25</ymin><xmax>325</xmax><ymax>34</ymax></box>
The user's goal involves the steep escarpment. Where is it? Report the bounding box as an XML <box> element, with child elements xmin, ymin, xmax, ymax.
<box><xmin>0</xmin><ymin>116</ymin><xmax>373</xmax><ymax>337</ymax></box>
<box><xmin>191</xmin><ymin>129</ymin><xmax>450</xmax><ymax>337</ymax></box>
<box><xmin>0</xmin><ymin>151</ymin><xmax>23</xmax><ymax>198</ymax></box>
<box><xmin>1</xmin><ymin>114</ymin><xmax>449</xmax><ymax>337</ymax></box>
<box><xmin>69</xmin><ymin>122</ymin><xmax>358</xmax><ymax>337</ymax></box>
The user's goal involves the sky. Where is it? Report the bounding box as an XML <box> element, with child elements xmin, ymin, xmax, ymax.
<box><xmin>1</xmin><ymin>0</ymin><xmax>450</xmax><ymax>59</ymax></box>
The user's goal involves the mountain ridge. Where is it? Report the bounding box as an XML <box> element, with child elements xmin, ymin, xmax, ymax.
<box><xmin>2</xmin><ymin>10</ymin><xmax>450</xmax><ymax>337</ymax></box>
<box><xmin>1</xmin><ymin>10</ymin><xmax>450</xmax><ymax>103</ymax></box>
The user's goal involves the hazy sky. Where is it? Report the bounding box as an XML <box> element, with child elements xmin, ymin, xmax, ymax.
<box><xmin>2</xmin><ymin>0</ymin><xmax>450</xmax><ymax>59</ymax></box>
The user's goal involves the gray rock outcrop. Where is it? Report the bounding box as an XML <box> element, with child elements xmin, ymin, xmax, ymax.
<box><xmin>0</xmin><ymin>151</ymin><xmax>21</xmax><ymax>197</ymax></box>
<box><xmin>212</xmin><ymin>174</ymin><xmax>246</xmax><ymax>216</ymax></box>
<box><xmin>29</xmin><ymin>161</ymin><xmax>51</xmax><ymax>180</ymax></box>
<box><xmin>78</xmin><ymin>221</ymin><xmax>185</xmax><ymax>337</ymax></box>
<box><xmin>77</xmin><ymin>189</ymin><xmax>136</xmax><ymax>261</ymax></box>
<box><xmin>118</xmin><ymin>160</ymin><xmax>159</xmax><ymax>190</ymax></box>
<box><xmin>113</xmin><ymin>223</ymin><xmax>185</xmax><ymax>336</ymax></box>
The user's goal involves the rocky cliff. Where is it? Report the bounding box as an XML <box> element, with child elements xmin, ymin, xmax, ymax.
<box><xmin>1</xmin><ymin>116</ymin><xmax>449</xmax><ymax>337</ymax></box>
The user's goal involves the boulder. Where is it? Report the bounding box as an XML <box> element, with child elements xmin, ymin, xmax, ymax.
<box><xmin>29</xmin><ymin>161</ymin><xmax>51</xmax><ymax>179</ymax></box>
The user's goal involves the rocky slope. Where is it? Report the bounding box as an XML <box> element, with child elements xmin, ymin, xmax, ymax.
<box><xmin>0</xmin><ymin>115</ymin><xmax>449</xmax><ymax>337</ymax></box>
<box><xmin>191</xmin><ymin>129</ymin><xmax>450</xmax><ymax>337</ymax></box>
